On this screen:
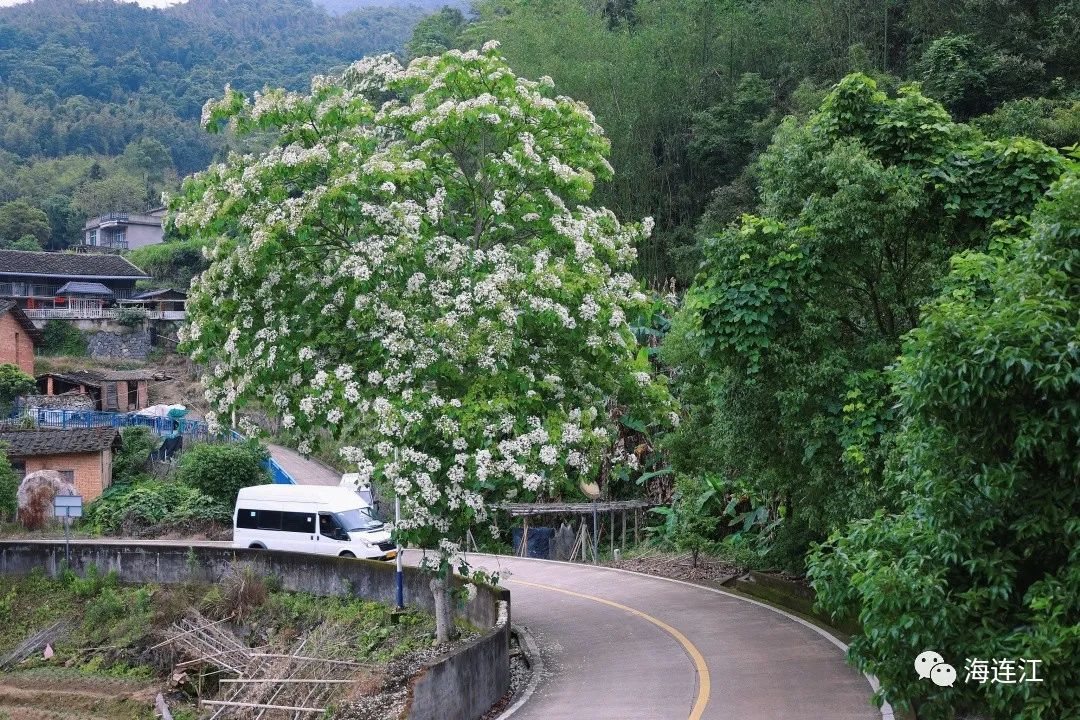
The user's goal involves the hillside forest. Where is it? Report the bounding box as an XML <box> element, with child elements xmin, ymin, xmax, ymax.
<box><xmin>0</xmin><ymin>0</ymin><xmax>425</xmax><ymax>249</ymax></box>
<box><xmin>407</xmin><ymin>2</ymin><xmax>1080</xmax><ymax>716</ymax></box>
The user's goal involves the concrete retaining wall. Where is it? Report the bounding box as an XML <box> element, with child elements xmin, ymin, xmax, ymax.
<box><xmin>0</xmin><ymin>541</ymin><xmax>510</xmax><ymax>720</ymax></box>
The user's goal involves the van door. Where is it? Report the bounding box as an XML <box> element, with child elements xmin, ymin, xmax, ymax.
<box><xmin>278</xmin><ymin>509</ymin><xmax>317</xmax><ymax>554</ymax></box>
<box><xmin>316</xmin><ymin>512</ymin><xmax>352</xmax><ymax>557</ymax></box>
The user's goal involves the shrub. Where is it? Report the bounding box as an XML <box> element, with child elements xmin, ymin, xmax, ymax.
<box><xmin>40</xmin><ymin>320</ymin><xmax>87</xmax><ymax>356</ymax></box>
<box><xmin>82</xmin><ymin>480</ymin><xmax>229</xmax><ymax>534</ymax></box>
<box><xmin>0</xmin><ymin>363</ymin><xmax>35</xmax><ymax>412</ymax></box>
<box><xmin>651</xmin><ymin>476</ymin><xmax>719</xmax><ymax>567</ymax></box>
<box><xmin>808</xmin><ymin>174</ymin><xmax>1080</xmax><ymax>719</ymax></box>
<box><xmin>113</xmin><ymin>426</ymin><xmax>160</xmax><ymax>484</ymax></box>
<box><xmin>204</xmin><ymin>566</ymin><xmax>267</xmax><ymax>621</ymax></box>
<box><xmin>117</xmin><ymin>307</ymin><xmax>147</xmax><ymax>328</ymax></box>
<box><xmin>0</xmin><ymin>447</ymin><xmax>17</xmax><ymax>521</ymax></box>
<box><xmin>176</xmin><ymin>441</ymin><xmax>270</xmax><ymax>504</ymax></box>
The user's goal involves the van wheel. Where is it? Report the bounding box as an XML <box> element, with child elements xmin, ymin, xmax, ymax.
<box><xmin>339</xmin><ymin>551</ymin><xmax>356</xmax><ymax>559</ymax></box>
<box><xmin>249</xmin><ymin>543</ymin><xmax>266</xmax><ymax>550</ymax></box>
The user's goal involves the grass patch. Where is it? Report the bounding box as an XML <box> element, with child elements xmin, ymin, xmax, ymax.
<box><xmin>0</xmin><ymin>565</ymin><xmax>448</xmax><ymax>711</ymax></box>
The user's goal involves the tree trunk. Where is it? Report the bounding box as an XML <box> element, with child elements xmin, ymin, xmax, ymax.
<box><xmin>430</xmin><ymin>568</ymin><xmax>459</xmax><ymax>644</ymax></box>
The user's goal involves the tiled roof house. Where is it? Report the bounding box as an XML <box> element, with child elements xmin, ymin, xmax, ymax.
<box><xmin>0</xmin><ymin>427</ymin><xmax>122</xmax><ymax>501</ymax></box>
<box><xmin>0</xmin><ymin>249</ymin><xmax>150</xmax><ymax>311</ymax></box>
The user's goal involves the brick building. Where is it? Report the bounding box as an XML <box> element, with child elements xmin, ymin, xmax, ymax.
<box><xmin>0</xmin><ymin>427</ymin><xmax>121</xmax><ymax>501</ymax></box>
<box><xmin>36</xmin><ymin>369</ymin><xmax>155</xmax><ymax>412</ymax></box>
<box><xmin>0</xmin><ymin>300</ymin><xmax>41</xmax><ymax>375</ymax></box>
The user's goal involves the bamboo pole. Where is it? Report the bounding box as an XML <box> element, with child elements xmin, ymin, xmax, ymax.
<box><xmin>201</xmin><ymin>700</ymin><xmax>325</xmax><ymax>713</ymax></box>
<box><xmin>248</xmin><ymin>654</ymin><xmax>366</xmax><ymax>667</ymax></box>
<box><xmin>219</xmin><ymin>678</ymin><xmax>355</xmax><ymax>684</ymax></box>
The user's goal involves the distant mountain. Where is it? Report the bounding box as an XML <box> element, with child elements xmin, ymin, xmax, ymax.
<box><xmin>0</xmin><ymin>0</ymin><xmax>427</xmax><ymax>172</ymax></box>
<box><xmin>0</xmin><ymin>0</ymin><xmax>431</xmax><ymax>248</ymax></box>
<box><xmin>314</xmin><ymin>0</ymin><xmax>468</xmax><ymax>16</ymax></box>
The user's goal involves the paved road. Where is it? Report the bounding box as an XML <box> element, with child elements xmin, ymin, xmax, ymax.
<box><xmin>19</xmin><ymin>533</ymin><xmax>884</xmax><ymax>718</ymax></box>
<box><xmin>442</xmin><ymin>553</ymin><xmax>884</xmax><ymax>720</ymax></box>
<box><xmin>279</xmin><ymin>466</ymin><xmax>884</xmax><ymax>718</ymax></box>
<box><xmin>267</xmin><ymin>443</ymin><xmax>340</xmax><ymax>486</ymax></box>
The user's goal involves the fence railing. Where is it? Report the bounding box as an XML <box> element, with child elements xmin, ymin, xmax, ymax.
<box><xmin>24</xmin><ymin>308</ymin><xmax>117</xmax><ymax>320</ymax></box>
<box><xmin>15</xmin><ymin>406</ymin><xmax>214</xmax><ymax>441</ymax></box>
<box><xmin>22</xmin><ymin>308</ymin><xmax>186</xmax><ymax>321</ymax></box>
<box><xmin>10</xmin><ymin>407</ymin><xmax>294</xmax><ymax>485</ymax></box>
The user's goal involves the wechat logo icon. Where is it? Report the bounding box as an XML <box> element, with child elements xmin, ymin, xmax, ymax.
<box><xmin>915</xmin><ymin>650</ymin><xmax>956</xmax><ymax>687</ymax></box>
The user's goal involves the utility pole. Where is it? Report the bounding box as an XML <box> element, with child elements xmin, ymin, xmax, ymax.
<box><xmin>393</xmin><ymin>448</ymin><xmax>403</xmax><ymax>609</ymax></box>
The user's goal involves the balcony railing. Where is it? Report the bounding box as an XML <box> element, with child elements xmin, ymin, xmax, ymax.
<box><xmin>0</xmin><ymin>283</ymin><xmax>60</xmax><ymax>298</ymax></box>
<box><xmin>24</xmin><ymin>307</ymin><xmax>117</xmax><ymax>319</ymax></box>
<box><xmin>22</xmin><ymin>308</ymin><xmax>186</xmax><ymax>321</ymax></box>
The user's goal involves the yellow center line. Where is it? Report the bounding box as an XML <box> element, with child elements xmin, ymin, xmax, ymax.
<box><xmin>509</xmin><ymin>577</ymin><xmax>711</xmax><ymax>720</ymax></box>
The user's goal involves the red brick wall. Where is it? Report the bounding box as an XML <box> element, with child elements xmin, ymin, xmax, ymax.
<box><xmin>0</xmin><ymin>313</ymin><xmax>35</xmax><ymax>376</ymax></box>
<box><xmin>22</xmin><ymin>450</ymin><xmax>110</xmax><ymax>501</ymax></box>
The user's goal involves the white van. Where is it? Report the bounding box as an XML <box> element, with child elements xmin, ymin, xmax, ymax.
<box><xmin>233</xmin><ymin>485</ymin><xmax>395</xmax><ymax>560</ymax></box>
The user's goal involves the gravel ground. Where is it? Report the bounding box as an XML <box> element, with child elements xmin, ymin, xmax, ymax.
<box><xmin>608</xmin><ymin>550</ymin><xmax>743</xmax><ymax>584</ymax></box>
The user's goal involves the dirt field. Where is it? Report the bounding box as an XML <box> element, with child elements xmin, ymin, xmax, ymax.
<box><xmin>0</xmin><ymin>670</ymin><xmax>158</xmax><ymax>720</ymax></box>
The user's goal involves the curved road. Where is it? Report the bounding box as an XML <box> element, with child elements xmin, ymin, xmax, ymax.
<box><xmin>408</xmin><ymin>551</ymin><xmax>886</xmax><ymax>720</ymax></box>
<box><xmin>271</xmin><ymin>462</ymin><xmax>886</xmax><ymax>718</ymax></box>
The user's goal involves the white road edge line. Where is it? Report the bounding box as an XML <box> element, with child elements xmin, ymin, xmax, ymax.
<box><xmin>494</xmin><ymin>624</ymin><xmax>545</xmax><ymax>720</ymax></box>
<box><xmin>465</xmin><ymin>552</ymin><xmax>895</xmax><ymax>720</ymax></box>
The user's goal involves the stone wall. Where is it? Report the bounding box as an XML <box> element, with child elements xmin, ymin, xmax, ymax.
<box><xmin>86</xmin><ymin>330</ymin><xmax>151</xmax><ymax>360</ymax></box>
<box><xmin>0</xmin><ymin>542</ymin><xmax>510</xmax><ymax>720</ymax></box>
<box><xmin>20</xmin><ymin>393</ymin><xmax>95</xmax><ymax>411</ymax></box>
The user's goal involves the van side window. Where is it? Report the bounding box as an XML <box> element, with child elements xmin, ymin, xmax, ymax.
<box><xmin>282</xmin><ymin>512</ymin><xmax>314</xmax><ymax>533</ymax></box>
<box><xmin>257</xmin><ymin>510</ymin><xmax>282</xmax><ymax>530</ymax></box>
<box><xmin>319</xmin><ymin>512</ymin><xmax>345</xmax><ymax>539</ymax></box>
<box><xmin>237</xmin><ymin>509</ymin><xmax>258</xmax><ymax>529</ymax></box>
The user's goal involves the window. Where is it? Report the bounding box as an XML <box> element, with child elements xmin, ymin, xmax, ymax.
<box><xmin>59</xmin><ymin>470</ymin><xmax>74</xmax><ymax>484</ymax></box>
<box><xmin>237</xmin><ymin>509</ymin><xmax>258</xmax><ymax>529</ymax></box>
<box><xmin>319</xmin><ymin>512</ymin><xmax>348</xmax><ymax>540</ymax></box>
<box><xmin>282</xmin><ymin>512</ymin><xmax>314</xmax><ymax>533</ymax></box>
<box><xmin>256</xmin><ymin>510</ymin><xmax>282</xmax><ymax>530</ymax></box>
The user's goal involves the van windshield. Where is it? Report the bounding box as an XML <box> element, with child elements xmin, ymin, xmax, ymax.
<box><xmin>336</xmin><ymin>507</ymin><xmax>383</xmax><ymax>532</ymax></box>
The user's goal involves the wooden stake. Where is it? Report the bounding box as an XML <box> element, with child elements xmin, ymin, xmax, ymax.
<box><xmin>634</xmin><ymin>508</ymin><xmax>639</xmax><ymax>545</ymax></box>
<box><xmin>621</xmin><ymin>510</ymin><xmax>626</xmax><ymax>552</ymax></box>
<box><xmin>609</xmin><ymin>510</ymin><xmax>614</xmax><ymax>556</ymax></box>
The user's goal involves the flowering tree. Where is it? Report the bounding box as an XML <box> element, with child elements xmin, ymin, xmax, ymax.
<box><xmin>173</xmin><ymin>44</ymin><xmax>674</xmax><ymax>642</ymax></box>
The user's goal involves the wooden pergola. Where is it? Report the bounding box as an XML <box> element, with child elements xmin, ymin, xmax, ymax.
<box><xmin>494</xmin><ymin>500</ymin><xmax>654</xmax><ymax>562</ymax></box>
